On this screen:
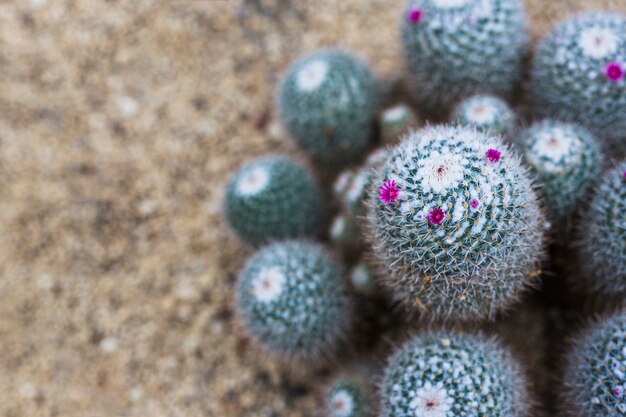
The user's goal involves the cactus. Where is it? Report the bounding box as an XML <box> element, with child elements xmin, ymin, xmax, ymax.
<box><xmin>235</xmin><ymin>240</ymin><xmax>353</xmax><ymax>361</ymax></box>
<box><xmin>451</xmin><ymin>94</ymin><xmax>516</xmax><ymax>137</ymax></box>
<box><xmin>381</xmin><ymin>332</ymin><xmax>528</xmax><ymax>417</ymax></box>
<box><xmin>530</xmin><ymin>11</ymin><xmax>626</xmax><ymax>153</ymax></box>
<box><xmin>224</xmin><ymin>155</ymin><xmax>324</xmax><ymax>245</ymax></box>
<box><xmin>367</xmin><ymin>125</ymin><xmax>544</xmax><ymax>321</ymax></box>
<box><xmin>329</xmin><ymin>213</ymin><xmax>358</xmax><ymax>247</ymax></box>
<box><xmin>277</xmin><ymin>49</ymin><xmax>379</xmax><ymax>166</ymax></box>
<box><xmin>561</xmin><ymin>310</ymin><xmax>626</xmax><ymax>417</ymax></box>
<box><xmin>380</xmin><ymin>104</ymin><xmax>420</xmax><ymax>145</ymax></box>
<box><xmin>326</xmin><ymin>373</ymin><xmax>373</xmax><ymax>417</ymax></box>
<box><xmin>348</xmin><ymin>262</ymin><xmax>376</xmax><ymax>296</ymax></box>
<box><xmin>401</xmin><ymin>0</ymin><xmax>528</xmax><ymax>113</ymax></box>
<box><xmin>516</xmin><ymin>120</ymin><xmax>602</xmax><ymax>226</ymax></box>
<box><xmin>575</xmin><ymin>160</ymin><xmax>626</xmax><ymax>296</ymax></box>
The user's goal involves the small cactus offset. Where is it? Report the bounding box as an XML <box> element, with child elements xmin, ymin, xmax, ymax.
<box><xmin>516</xmin><ymin>120</ymin><xmax>602</xmax><ymax>226</ymax></box>
<box><xmin>224</xmin><ymin>155</ymin><xmax>324</xmax><ymax>245</ymax></box>
<box><xmin>451</xmin><ymin>94</ymin><xmax>516</xmax><ymax>137</ymax></box>
<box><xmin>380</xmin><ymin>104</ymin><xmax>420</xmax><ymax>145</ymax></box>
<box><xmin>236</xmin><ymin>240</ymin><xmax>353</xmax><ymax>361</ymax></box>
<box><xmin>401</xmin><ymin>0</ymin><xmax>528</xmax><ymax>113</ymax></box>
<box><xmin>561</xmin><ymin>310</ymin><xmax>626</xmax><ymax>417</ymax></box>
<box><xmin>326</xmin><ymin>373</ymin><xmax>374</xmax><ymax>417</ymax></box>
<box><xmin>575</xmin><ymin>160</ymin><xmax>626</xmax><ymax>296</ymax></box>
<box><xmin>278</xmin><ymin>49</ymin><xmax>379</xmax><ymax>166</ymax></box>
<box><xmin>381</xmin><ymin>332</ymin><xmax>529</xmax><ymax>417</ymax></box>
<box><xmin>329</xmin><ymin>213</ymin><xmax>358</xmax><ymax>247</ymax></box>
<box><xmin>348</xmin><ymin>262</ymin><xmax>377</xmax><ymax>296</ymax></box>
<box><xmin>531</xmin><ymin>11</ymin><xmax>626</xmax><ymax>153</ymax></box>
<box><xmin>367</xmin><ymin>125</ymin><xmax>544</xmax><ymax>321</ymax></box>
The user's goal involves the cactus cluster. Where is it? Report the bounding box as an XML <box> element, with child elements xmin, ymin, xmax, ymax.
<box><xmin>278</xmin><ymin>49</ymin><xmax>379</xmax><ymax>166</ymax></box>
<box><xmin>515</xmin><ymin>120</ymin><xmax>602</xmax><ymax>225</ymax></box>
<box><xmin>531</xmin><ymin>11</ymin><xmax>626</xmax><ymax>152</ymax></box>
<box><xmin>367</xmin><ymin>125</ymin><xmax>544</xmax><ymax>321</ymax></box>
<box><xmin>235</xmin><ymin>240</ymin><xmax>353</xmax><ymax>361</ymax></box>
<box><xmin>575</xmin><ymin>160</ymin><xmax>626</xmax><ymax>296</ymax></box>
<box><xmin>401</xmin><ymin>0</ymin><xmax>528</xmax><ymax>113</ymax></box>
<box><xmin>451</xmin><ymin>94</ymin><xmax>516</xmax><ymax>137</ymax></box>
<box><xmin>224</xmin><ymin>156</ymin><xmax>324</xmax><ymax>245</ymax></box>
<box><xmin>562</xmin><ymin>310</ymin><xmax>626</xmax><ymax>417</ymax></box>
<box><xmin>381</xmin><ymin>332</ymin><xmax>528</xmax><ymax>417</ymax></box>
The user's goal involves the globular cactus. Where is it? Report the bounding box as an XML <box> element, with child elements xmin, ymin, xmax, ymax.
<box><xmin>348</xmin><ymin>262</ymin><xmax>376</xmax><ymax>296</ymax></box>
<box><xmin>224</xmin><ymin>155</ymin><xmax>324</xmax><ymax>245</ymax></box>
<box><xmin>380</xmin><ymin>104</ymin><xmax>420</xmax><ymax>145</ymax></box>
<box><xmin>561</xmin><ymin>310</ymin><xmax>626</xmax><ymax>417</ymax></box>
<box><xmin>277</xmin><ymin>49</ymin><xmax>379</xmax><ymax>166</ymax></box>
<box><xmin>516</xmin><ymin>120</ymin><xmax>602</xmax><ymax>226</ymax></box>
<box><xmin>531</xmin><ymin>11</ymin><xmax>626</xmax><ymax>153</ymax></box>
<box><xmin>235</xmin><ymin>240</ymin><xmax>353</xmax><ymax>361</ymax></box>
<box><xmin>401</xmin><ymin>0</ymin><xmax>528</xmax><ymax>113</ymax></box>
<box><xmin>451</xmin><ymin>94</ymin><xmax>516</xmax><ymax>137</ymax></box>
<box><xmin>367</xmin><ymin>125</ymin><xmax>545</xmax><ymax>321</ymax></box>
<box><xmin>326</xmin><ymin>373</ymin><xmax>374</xmax><ymax>417</ymax></box>
<box><xmin>381</xmin><ymin>332</ymin><xmax>529</xmax><ymax>417</ymax></box>
<box><xmin>329</xmin><ymin>213</ymin><xmax>358</xmax><ymax>247</ymax></box>
<box><xmin>575</xmin><ymin>160</ymin><xmax>626</xmax><ymax>296</ymax></box>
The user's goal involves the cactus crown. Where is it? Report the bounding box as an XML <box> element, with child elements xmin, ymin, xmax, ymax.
<box><xmin>531</xmin><ymin>11</ymin><xmax>626</xmax><ymax>151</ymax></box>
<box><xmin>516</xmin><ymin>120</ymin><xmax>602</xmax><ymax>222</ymax></box>
<box><xmin>576</xmin><ymin>160</ymin><xmax>626</xmax><ymax>295</ymax></box>
<box><xmin>452</xmin><ymin>94</ymin><xmax>516</xmax><ymax>137</ymax></box>
<box><xmin>327</xmin><ymin>376</ymin><xmax>372</xmax><ymax>417</ymax></box>
<box><xmin>367</xmin><ymin>125</ymin><xmax>544</xmax><ymax>321</ymax></box>
<box><xmin>381</xmin><ymin>332</ymin><xmax>528</xmax><ymax>417</ymax></box>
<box><xmin>236</xmin><ymin>240</ymin><xmax>352</xmax><ymax>361</ymax></box>
<box><xmin>562</xmin><ymin>311</ymin><xmax>626</xmax><ymax>417</ymax></box>
<box><xmin>278</xmin><ymin>48</ymin><xmax>378</xmax><ymax>166</ymax></box>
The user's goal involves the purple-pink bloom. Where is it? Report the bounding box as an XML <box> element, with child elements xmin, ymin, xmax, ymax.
<box><xmin>428</xmin><ymin>208</ymin><xmax>445</xmax><ymax>225</ymax></box>
<box><xmin>379</xmin><ymin>180</ymin><xmax>399</xmax><ymax>204</ymax></box>
<box><xmin>407</xmin><ymin>8</ymin><xmax>422</xmax><ymax>23</ymax></box>
<box><xmin>606</xmin><ymin>62</ymin><xmax>624</xmax><ymax>82</ymax></box>
<box><xmin>486</xmin><ymin>148</ymin><xmax>502</xmax><ymax>163</ymax></box>
<box><xmin>470</xmin><ymin>198</ymin><xmax>480</xmax><ymax>209</ymax></box>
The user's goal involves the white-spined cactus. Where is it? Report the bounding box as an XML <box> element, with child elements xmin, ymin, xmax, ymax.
<box><xmin>451</xmin><ymin>94</ymin><xmax>516</xmax><ymax>137</ymax></box>
<box><xmin>367</xmin><ymin>125</ymin><xmax>545</xmax><ymax>322</ymax></box>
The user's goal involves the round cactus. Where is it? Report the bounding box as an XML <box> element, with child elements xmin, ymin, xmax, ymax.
<box><xmin>516</xmin><ymin>120</ymin><xmax>602</xmax><ymax>224</ymax></box>
<box><xmin>381</xmin><ymin>104</ymin><xmax>420</xmax><ymax>145</ymax></box>
<box><xmin>401</xmin><ymin>0</ymin><xmax>528</xmax><ymax>113</ymax></box>
<box><xmin>329</xmin><ymin>213</ymin><xmax>358</xmax><ymax>247</ymax></box>
<box><xmin>451</xmin><ymin>94</ymin><xmax>516</xmax><ymax>137</ymax></box>
<box><xmin>224</xmin><ymin>156</ymin><xmax>324</xmax><ymax>245</ymax></box>
<box><xmin>236</xmin><ymin>240</ymin><xmax>353</xmax><ymax>361</ymax></box>
<box><xmin>562</xmin><ymin>310</ymin><xmax>626</xmax><ymax>417</ymax></box>
<box><xmin>277</xmin><ymin>49</ymin><xmax>379</xmax><ymax>166</ymax></box>
<box><xmin>348</xmin><ymin>262</ymin><xmax>376</xmax><ymax>296</ymax></box>
<box><xmin>367</xmin><ymin>125</ymin><xmax>544</xmax><ymax>321</ymax></box>
<box><xmin>531</xmin><ymin>11</ymin><xmax>626</xmax><ymax>152</ymax></box>
<box><xmin>575</xmin><ymin>160</ymin><xmax>626</xmax><ymax>296</ymax></box>
<box><xmin>381</xmin><ymin>332</ymin><xmax>528</xmax><ymax>417</ymax></box>
<box><xmin>326</xmin><ymin>374</ymin><xmax>373</xmax><ymax>417</ymax></box>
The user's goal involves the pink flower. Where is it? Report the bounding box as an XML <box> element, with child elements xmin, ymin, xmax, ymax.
<box><xmin>428</xmin><ymin>208</ymin><xmax>445</xmax><ymax>225</ymax></box>
<box><xmin>613</xmin><ymin>386</ymin><xmax>623</xmax><ymax>397</ymax></box>
<box><xmin>470</xmin><ymin>198</ymin><xmax>480</xmax><ymax>209</ymax></box>
<box><xmin>606</xmin><ymin>62</ymin><xmax>624</xmax><ymax>82</ymax></box>
<box><xmin>486</xmin><ymin>148</ymin><xmax>502</xmax><ymax>163</ymax></box>
<box><xmin>407</xmin><ymin>8</ymin><xmax>422</xmax><ymax>24</ymax></box>
<box><xmin>379</xmin><ymin>180</ymin><xmax>399</xmax><ymax>204</ymax></box>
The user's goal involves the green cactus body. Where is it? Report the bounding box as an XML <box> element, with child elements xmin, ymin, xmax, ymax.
<box><xmin>224</xmin><ymin>156</ymin><xmax>323</xmax><ymax>245</ymax></box>
<box><xmin>531</xmin><ymin>12</ymin><xmax>626</xmax><ymax>153</ymax></box>
<box><xmin>236</xmin><ymin>240</ymin><xmax>353</xmax><ymax>361</ymax></box>
<box><xmin>381</xmin><ymin>333</ymin><xmax>528</xmax><ymax>417</ymax></box>
<box><xmin>516</xmin><ymin>120</ymin><xmax>602</xmax><ymax>224</ymax></box>
<box><xmin>381</xmin><ymin>104</ymin><xmax>420</xmax><ymax>145</ymax></box>
<box><xmin>401</xmin><ymin>0</ymin><xmax>527</xmax><ymax>113</ymax></box>
<box><xmin>367</xmin><ymin>125</ymin><xmax>544</xmax><ymax>321</ymax></box>
<box><xmin>562</xmin><ymin>311</ymin><xmax>626</xmax><ymax>416</ymax></box>
<box><xmin>452</xmin><ymin>94</ymin><xmax>516</xmax><ymax>137</ymax></box>
<box><xmin>576</xmin><ymin>161</ymin><xmax>626</xmax><ymax>295</ymax></box>
<box><xmin>278</xmin><ymin>49</ymin><xmax>378</xmax><ymax>166</ymax></box>
<box><xmin>326</xmin><ymin>376</ymin><xmax>372</xmax><ymax>417</ymax></box>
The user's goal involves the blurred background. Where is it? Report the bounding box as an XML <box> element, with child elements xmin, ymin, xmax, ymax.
<box><xmin>0</xmin><ymin>0</ymin><xmax>624</xmax><ymax>416</ymax></box>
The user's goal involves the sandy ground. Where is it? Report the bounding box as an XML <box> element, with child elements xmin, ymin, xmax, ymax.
<box><xmin>1</xmin><ymin>0</ymin><xmax>625</xmax><ymax>416</ymax></box>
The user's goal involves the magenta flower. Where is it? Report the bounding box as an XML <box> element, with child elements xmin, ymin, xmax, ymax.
<box><xmin>623</xmin><ymin>170</ymin><xmax>626</xmax><ymax>179</ymax></box>
<box><xmin>379</xmin><ymin>180</ymin><xmax>399</xmax><ymax>204</ymax></box>
<box><xmin>407</xmin><ymin>8</ymin><xmax>422</xmax><ymax>24</ymax></box>
<box><xmin>613</xmin><ymin>386</ymin><xmax>623</xmax><ymax>397</ymax></box>
<box><xmin>470</xmin><ymin>198</ymin><xmax>480</xmax><ymax>209</ymax></box>
<box><xmin>486</xmin><ymin>148</ymin><xmax>502</xmax><ymax>163</ymax></box>
<box><xmin>606</xmin><ymin>62</ymin><xmax>624</xmax><ymax>82</ymax></box>
<box><xmin>428</xmin><ymin>208</ymin><xmax>445</xmax><ymax>225</ymax></box>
